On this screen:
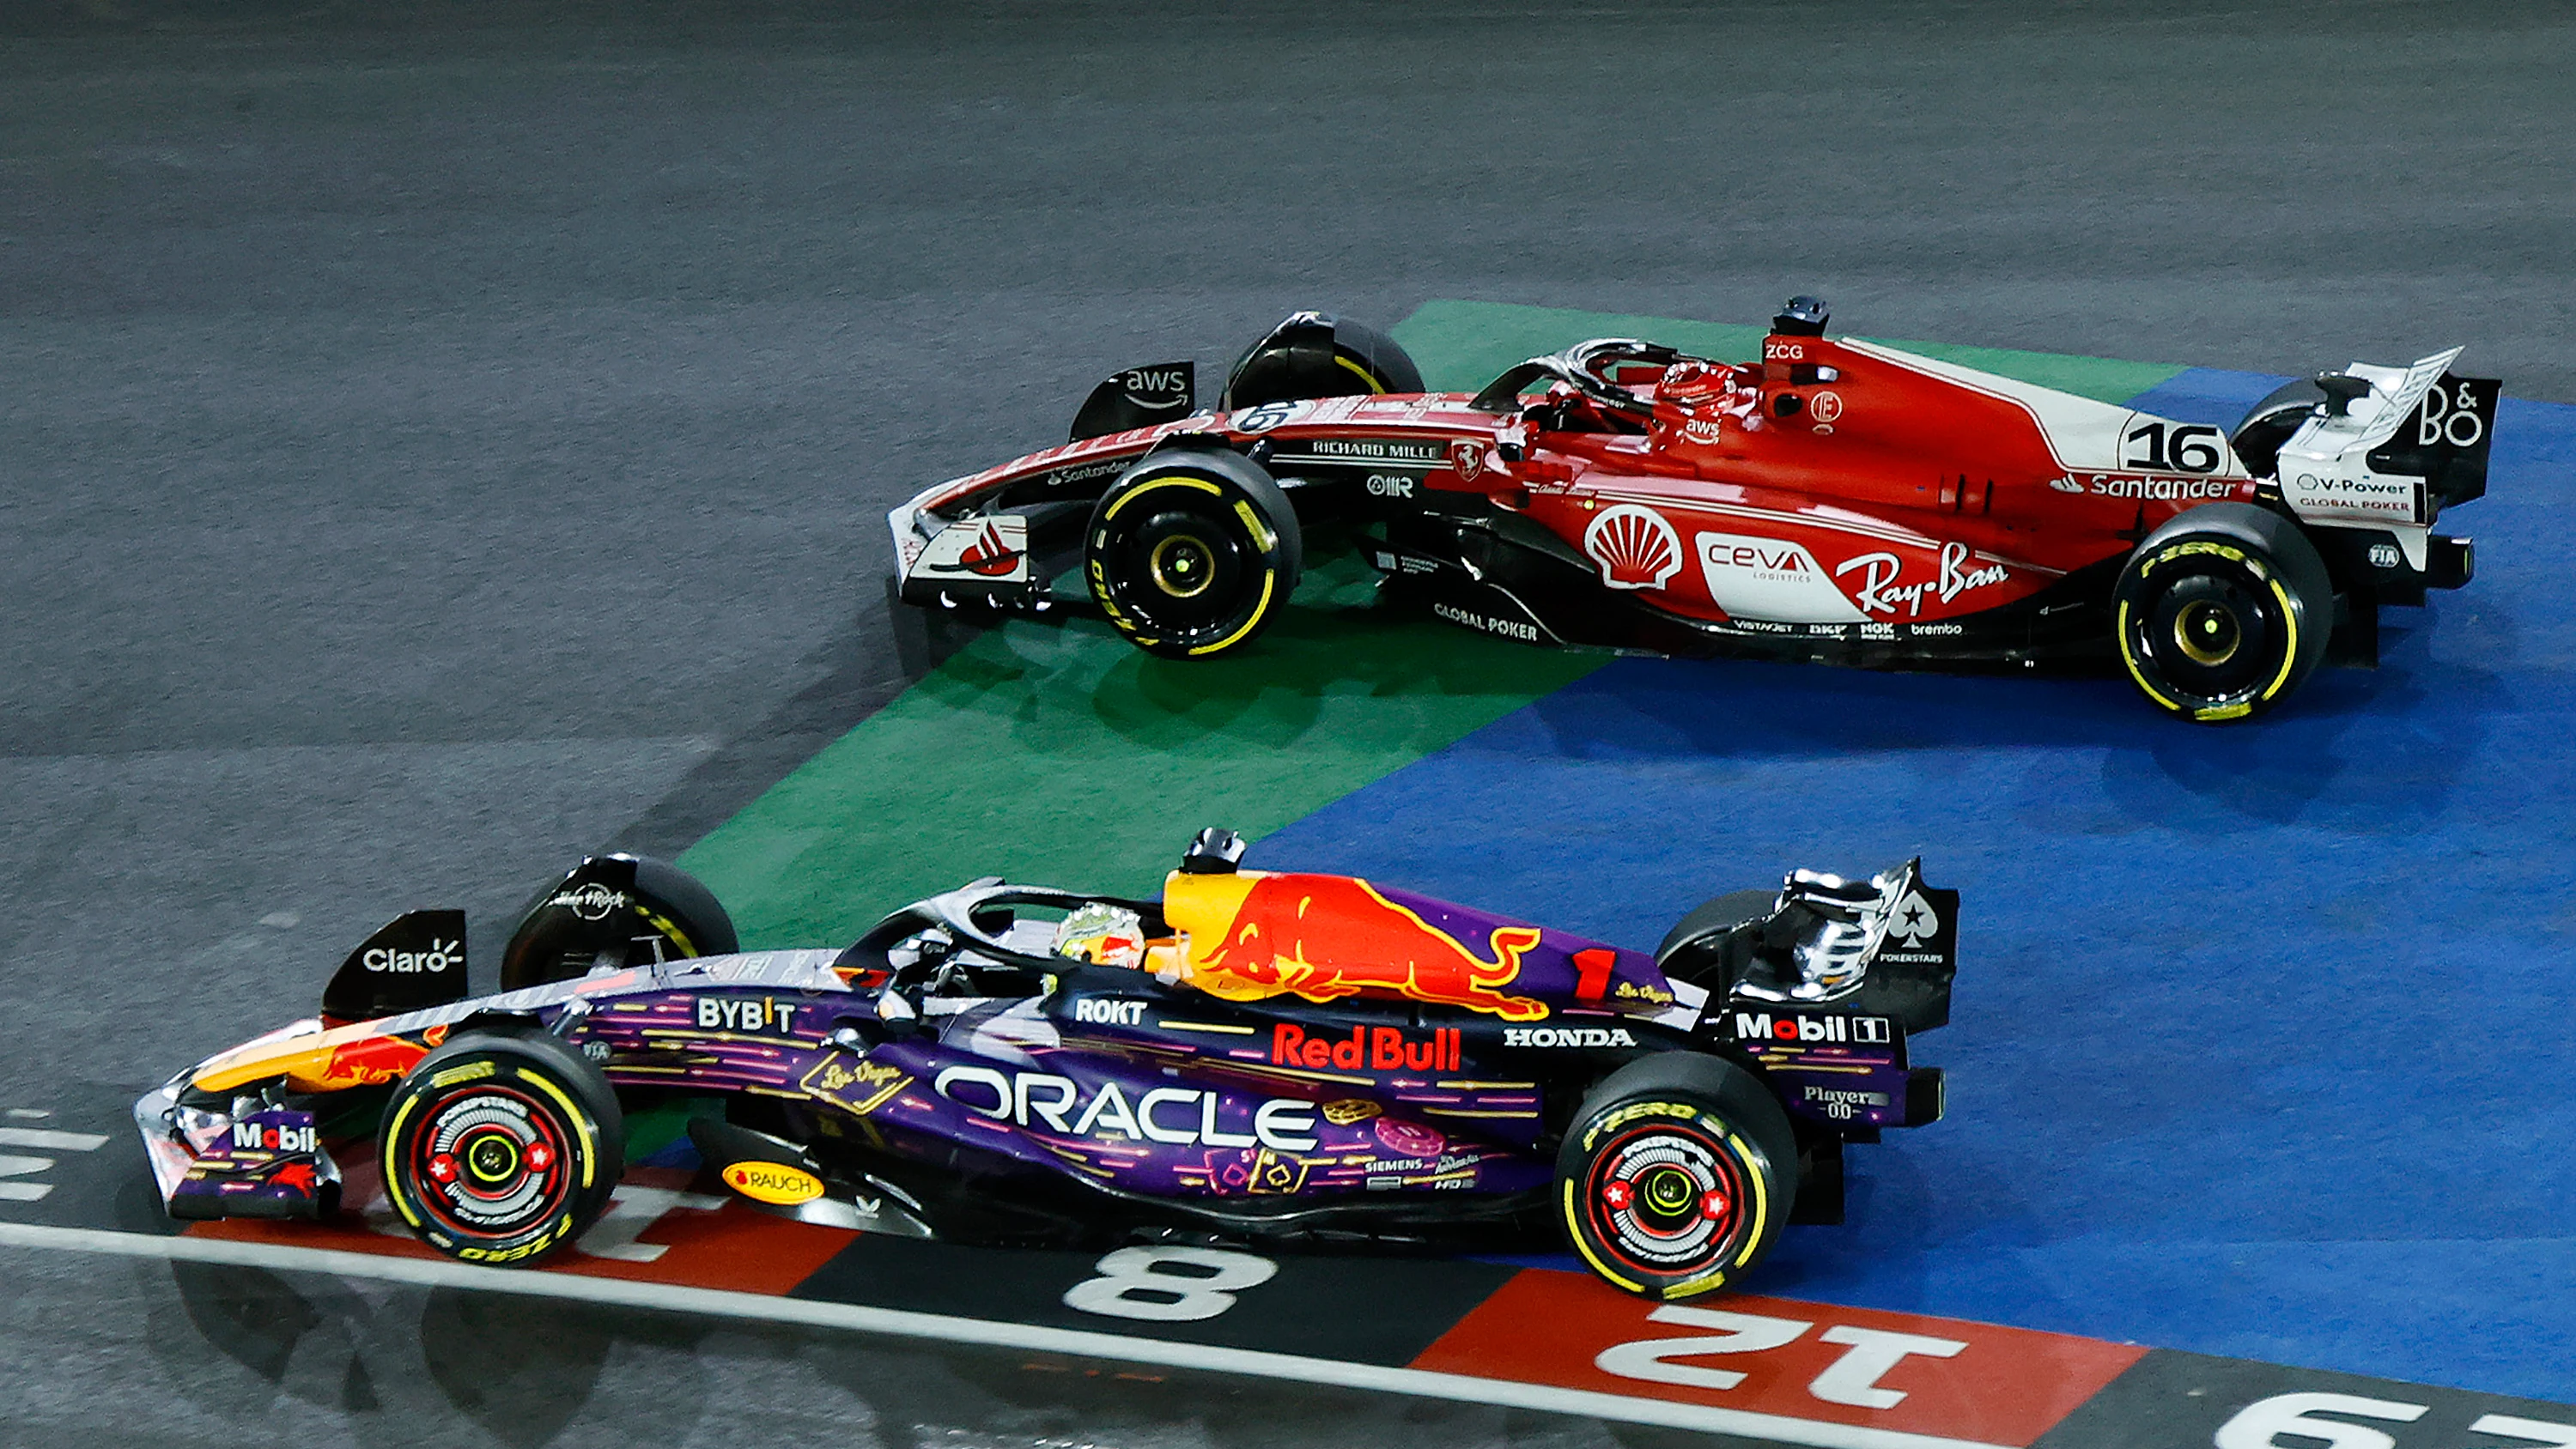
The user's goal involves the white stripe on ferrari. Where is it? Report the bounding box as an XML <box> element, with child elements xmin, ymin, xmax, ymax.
<box><xmin>0</xmin><ymin>1222</ymin><xmax>2010</xmax><ymax>1449</ymax></box>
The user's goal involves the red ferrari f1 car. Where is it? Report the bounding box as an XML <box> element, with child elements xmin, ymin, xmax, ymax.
<box><xmin>888</xmin><ymin>300</ymin><xmax>2494</xmax><ymax>721</ymax></box>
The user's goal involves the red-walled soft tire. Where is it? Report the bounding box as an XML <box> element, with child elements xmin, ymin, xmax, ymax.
<box><xmin>380</xmin><ymin>1031</ymin><xmax>624</xmax><ymax>1267</ymax></box>
<box><xmin>1557</xmin><ymin>1054</ymin><xmax>1795</xmax><ymax>1302</ymax></box>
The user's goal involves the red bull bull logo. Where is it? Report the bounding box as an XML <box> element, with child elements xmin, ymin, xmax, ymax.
<box><xmin>318</xmin><ymin>1022</ymin><xmax>449</xmax><ymax>1086</ymax></box>
<box><xmin>1170</xmin><ymin>870</ymin><xmax>1549</xmax><ymax>1022</ymax></box>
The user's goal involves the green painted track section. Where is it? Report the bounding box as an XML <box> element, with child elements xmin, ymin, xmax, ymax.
<box><xmin>680</xmin><ymin>303</ymin><xmax>2189</xmax><ymax>946</ymax></box>
<box><xmin>682</xmin><ymin>553</ymin><xmax>1601</xmax><ymax>947</ymax></box>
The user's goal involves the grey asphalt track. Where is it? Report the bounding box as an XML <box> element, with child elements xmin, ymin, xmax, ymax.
<box><xmin>2</xmin><ymin>1243</ymin><xmax>1783</xmax><ymax>1449</ymax></box>
<box><xmin>3</xmin><ymin>1</ymin><xmax>2572</xmax><ymax>1443</ymax></box>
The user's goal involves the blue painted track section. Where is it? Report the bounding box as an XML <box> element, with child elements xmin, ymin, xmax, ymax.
<box><xmin>1257</xmin><ymin>369</ymin><xmax>2576</xmax><ymax>1403</ymax></box>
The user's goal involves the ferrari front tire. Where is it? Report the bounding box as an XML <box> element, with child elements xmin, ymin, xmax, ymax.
<box><xmin>1085</xmin><ymin>449</ymin><xmax>1302</xmax><ymax>659</ymax></box>
<box><xmin>1558</xmin><ymin>1055</ymin><xmax>1795</xmax><ymax>1301</ymax></box>
<box><xmin>2113</xmin><ymin>503</ymin><xmax>2330</xmax><ymax>724</ymax></box>
<box><xmin>380</xmin><ymin>1031</ymin><xmax>624</xmax><ymax>1267</ymax></box>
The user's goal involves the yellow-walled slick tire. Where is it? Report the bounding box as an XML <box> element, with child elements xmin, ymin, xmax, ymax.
<box><xmin>2113</xmin><ymin>502</ymin><xmax>2331</xmax><ymax>724</ymax></box>
<box><xmin>1086</xmin><ymin>449</ymin><xmax>1301</xmax><ymax>660</ymax></box>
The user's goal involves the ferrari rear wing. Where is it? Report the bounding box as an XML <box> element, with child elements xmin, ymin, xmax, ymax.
<box><xmin>2275</xmin><ymin>349</ymin><xmax>2497</xmax><ymax>573</ymax></box>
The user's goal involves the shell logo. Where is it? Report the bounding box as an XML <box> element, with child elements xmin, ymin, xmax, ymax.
<box><xmin>1582</xmin><ymin>505</ymin><xmax>1684</xmax><ymax>591</ymax></box>
<box><xmin>720</xmin><ymin>1161</ymin><xmax>825</xmax><ymax>1205</ymax></box>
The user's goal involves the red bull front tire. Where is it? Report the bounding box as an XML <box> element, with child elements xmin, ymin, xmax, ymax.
<box><xmin>380</xmin><ymin>1030</ymin><xmax>625</xmax><ymax>1267</ymax></box>
<box><xmin>1558</xmin><ymin>1055</ymin><xmax>1795</xmax><ymax>1301</ymax></box>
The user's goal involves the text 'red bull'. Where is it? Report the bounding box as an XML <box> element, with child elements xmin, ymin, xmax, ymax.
<box><xmin>1188</xmin><ymin>873</ymin><xmax>1549</xmax><ymax>1022</ymax></box>
<box><xmin>1272</xmin><ymin>1023</ymin><xmax>1461</xmax><ymax>1073</ymax></box>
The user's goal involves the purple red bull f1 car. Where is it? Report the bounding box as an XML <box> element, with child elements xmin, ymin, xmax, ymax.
<box><xmin>137</xmin><ymin>830</ymin><xmax>1957</xmax><ymax>1300</ymax></box>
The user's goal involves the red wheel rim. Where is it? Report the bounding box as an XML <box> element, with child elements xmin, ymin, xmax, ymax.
<box><xmin>404</xmin><ymin>1082</ymin><xmax>574</xmax><ymax>1243</ymax></box>
<box><xmin>1581</xmin><ymin>1120</ymin><xmax>1750</xmax><ymax>1277</ymax></box>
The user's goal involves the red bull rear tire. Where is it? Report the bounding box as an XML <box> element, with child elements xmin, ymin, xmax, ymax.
<box><xmin>1087</xmin><ymin>449</ymin><xmax>1302</xmax><ymax>660</ymax></box>
<box><xmin>380</xmin><ymin>1031</ymin><xmax>625</xmax><ymax>1267</ymax></box>
<box><xmin>1558</xmin><ymin>1055</ymin><xmax>1795</xmax><ymax>1301</ymax></box>
<box><xmin>1651</xmin><ymin>888</ymin><xmax>1774</xmax><ymax>996</ymax></box>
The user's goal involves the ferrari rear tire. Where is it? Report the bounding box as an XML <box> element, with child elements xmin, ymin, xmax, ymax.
<box><xmin>1086</xmin><ymin>449</ymin><xmax>1301</xmax><ymax>659</ymax></box>
<box><xmin>2228</xmin><ymin>378</ymin><xmax>2328</xmax><ymax>480</ymax></box>
<box><xmin>2113</xmin><ymin>503</ymin><xmax>2331</xmax><ymax>724</ymax></box>
<box><xmin>380</xmin><ymin>1030</ymin><xmax>624</xmax><ymax>1267</ymax></box>
<box><xmin>1558</xmin><ymin>1055</ymin><xmax>1795</xmax><ymax>1301</ymax></box>
<box><xmin>1224</xmin><ymin>312</ymin><xmax>1424</xmax><ymax>410</ymax></box>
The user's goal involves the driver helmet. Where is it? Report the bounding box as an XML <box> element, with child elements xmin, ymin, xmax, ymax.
<box><xmin>1052</xmin><ymin>902</ymin><xmax>1146</xmax><ymax>969</ymax></box>
<box><xmin>1655</xmin><ymin>359</ymin><xmax>1727</xmax><ymax>407</ymax></box>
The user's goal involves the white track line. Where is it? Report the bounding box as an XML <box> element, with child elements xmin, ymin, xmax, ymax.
<box><xmin>0</xmin><ymin>1222</ymin><xmax>2007</xmax><ymax>1449</ymax></box>
<box><xmin>0</xmin><ymin>1127</ymin><xmax>110</xmax><ymax>1151</ymax></box>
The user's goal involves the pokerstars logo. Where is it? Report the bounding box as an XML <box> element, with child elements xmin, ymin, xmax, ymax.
<box><xmin>1889</xmin><ymin>888</ymin><xmax>1940</xmax><ymax>946</ymax></box>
